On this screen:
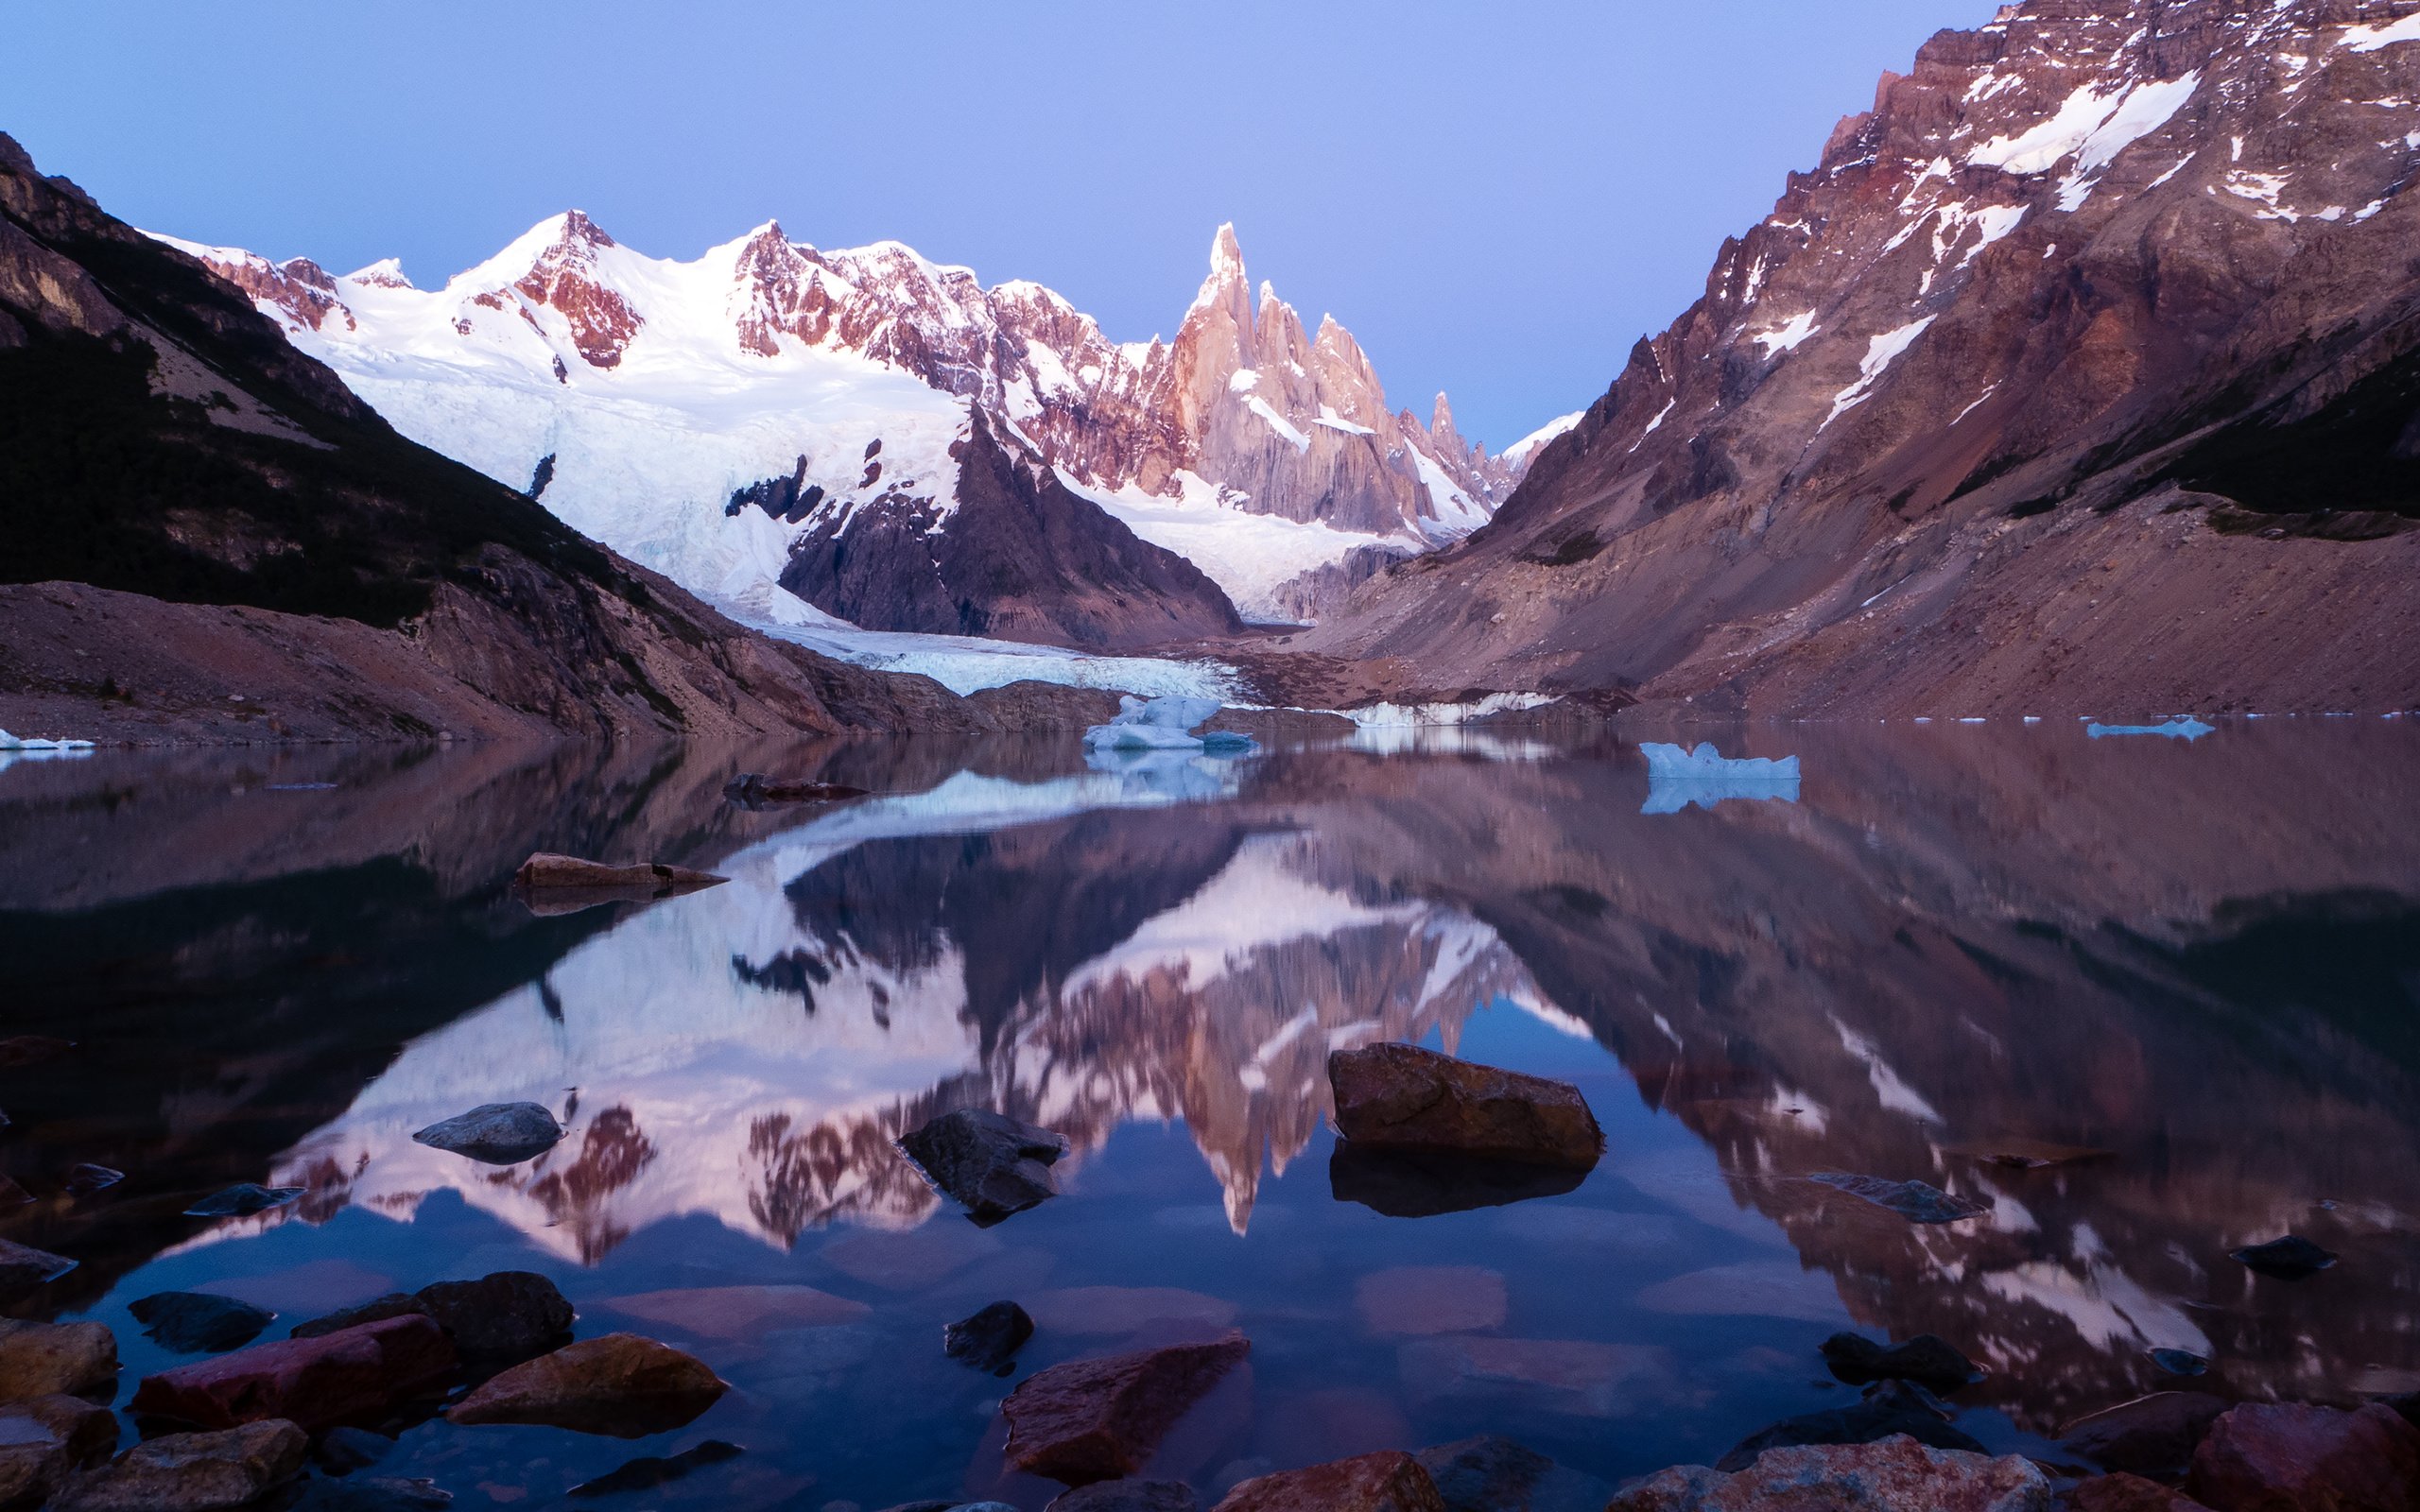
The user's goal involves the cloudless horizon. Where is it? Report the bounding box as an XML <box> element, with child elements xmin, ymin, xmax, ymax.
<box><xmin>5</xmin><ymin>0</ymin><xmax>1999</xmax><ymax>449</ymax></box>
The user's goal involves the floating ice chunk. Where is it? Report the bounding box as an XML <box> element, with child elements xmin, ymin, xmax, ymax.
<box><xmin>1080</xmin><ymin>746</ymin><xmax>1242</xmax><ymax>799</ymax></box>
<box><xmin>2022</xmin><ymin>715</ymin><xmax>2043</xmax><ymax>724</ymax></box>
<box><xmin>1082</xmin><ymin>696</ymin><xmax>1257</xmax><ymax>755</ymax></box>
<box><xmin>1640</xmin><ymin>742</ymin><xmax>1802</xmax><ymax>815</ymax></box>
<box><xmin>2085</xmin><ymin>717</ymin><xmax>2215</xmax><ymax>740</ymax></box>
<box><xmin>0</xmin><ymin>730</ymin><xmax>95</xmax><ymax>751</ymax></box>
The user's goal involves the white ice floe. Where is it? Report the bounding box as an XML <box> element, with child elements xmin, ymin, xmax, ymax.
<box><xmin>0</xmin><ymin>730</ymin><xmax>95</xmax><ymax>750</ymax></box>
<box><xmin>1082</xmin><ymin>695</ymin><xmax>1258</xmax><ymax>754</ymax></box>
<box><xmin>2085</xmin><ymin>717</ymin><xmax>2216</xmax><ymax>740</ymax></box>
<box><xmin>1640</xmin><ymin>742</ymin><xmax>1803</xmax><ymax>814</ymax></box>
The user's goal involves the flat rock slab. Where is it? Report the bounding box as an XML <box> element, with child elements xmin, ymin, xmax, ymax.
<box><xmin>410</xmin><ymin>1102</ymin><xmax>565</xmax><ymax>1165</ymax></box>
<box><xmin>2060</xmin><ymin>1393</ymin><xmax>2231</xmax><ymax>1479</ymax></box>
<box><xmin>1609</xmin><ymin>1436</ymin><xmax>2051</xmax><ymax>1511</ymax></box>
<box><xmin>182</xmin><ymin>1184</ymin><xmax>303</xmax><ymax>1219</ymax></box>
<box><xmin>1400</xmin><ymin>1336</ymin><xmax>1671</xmax><ymax>1421</ymax></box>
<box><xmin>0</xmin><ymin>1239</ymin><xmax>76</xmax><ymax>1293</ymax></box>
<box><xmin>2188</xmin><ymin>1401</ymin><xmax>2420</xmax><ymax>1512</ymax></box>
<box><xmin>446</xmin><ymin>1332</ymin><xmax>726</xmax><ymax>1438</ymax></box>
<box><xmin>1354</xmin><ymin>1267</ymin><xmax>1507</xmax><ymax>1337</ymax></box>
<box><xmin>1810</xmin><ymin>1174</ymin><xmax>1989</xmax><ymax>1224</ymax></box>
<box><xmin>1047</xmin><ymin>1479</ymin><xmax>1200</xmax><ymax>1510</ymax></box>
<box><xmin>0</xmin><ymin>1318</ymin><xmax>116</xmax><ymax>1402</ymax></box>
<box><xmin>1213</xmin><ymin>1450</ymin><xmax>1446</xmax><ymax>1512</ymax></box>
<box><xmin>898</xmin><ymin>1108</ymin><xmax>1069</xmax><ymax>1225</ymax></box>
<box><xmin>1026</xmin><ymin>1287</ymin><xmax>1237</xmax><ymax>1337</ymax></box>
<box><xmin>1327</xmin><ymin>1044</ymin><xmax>1602</xmax><ymax>1171</ymax></box>
<box><xmin>602</xmin><ymin>1284</ymin><xmax>866</xmax><ymax>1341</ymax></box>
<box><xmin>514</xmin><ymin>852</ymin><xmax>727</xmax><ymax>890</ymax></box>
<box><xmin>2229</xmin><ymin>1234</ymin><xmax>2338</xmax><ymax>1280</ymax></box>
<box><xmin>55</xmin><ymin>1419</ymin><xmax>306</xmax><ymax>1512</ymax></box>
<box><xmin>1821</xmin><ymin>1332</ymin><xmax>1979</xmax><ymax>1393</ymax></box>
<box><xmin>130</xmin><ymin>1294</ymin><xmax>273</xmax><ymax>1354</ymax></box>
<box><xmin>129</xmin><ymin>1314</ymin><xmax>454</xmax><ymax>1432</ymax></box>
<box><xmin>1004</xmin><ymin>1332</ymin><xmax>1251</xmax><ymax>1485</ymax></box>
<box><xmin>1718</xmin><ymin>1382</ymin><xmax>1983</xmax><ymax>1472</ymax></box>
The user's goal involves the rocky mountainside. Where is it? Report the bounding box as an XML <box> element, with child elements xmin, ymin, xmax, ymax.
<box><xmin>1313</xmin><ymin>0</ymin><xmax>2420</xmax><ymax>715</ymax></box>
<box><xmin>0</xmin><ymin>132</ymin><xmax>1035</xmax><ymax>743</ymax></box>
<box><xmin>174</xmin><ymin>219</ymin><xmax>1525</xmax><ymax>644</ymax></box>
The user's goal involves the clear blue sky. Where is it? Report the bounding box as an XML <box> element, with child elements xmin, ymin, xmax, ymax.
<box><xmin>4</xmin><ymin>1</ymin><xmax>1996</xmax><ymax>448</ymax></box>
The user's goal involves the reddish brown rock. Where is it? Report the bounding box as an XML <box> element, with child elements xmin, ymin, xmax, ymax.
<box><xmin>512</xmin><ymin>852</ymin><xmax>726</xmax><ymax>891</ymax></box>
<box><xmin>445</xmin><ymin>1332</ymin><xmax>725</xmax><ymax>1438</ymax></box>
<box><xmin>0</xmin><ymin>1320</ymin><xmax>115</xmax><ymax>1402</ymax></box>
<box><xmin>128</xmin><ymin>1314</ymin><xmax>454</xmax><ymax>1431</ymax></box>
<box><xmin>1606</xmin><ymin>1435</ymin><xmax>2050</xmax><ymax>1510</ymax></box>
<box><xmin>1003</xmin><ymin>1332</ymin><xmax>1252</xmax><ymax>1486</ymax></box>
<box><xmin>2186</xmin><ymin>1402</ymin><xmax>2420</xmax><ymax>1512</ymax></box>
<box><xmin>0</xmin><ymin>1395</ymin><xmax>117</xmax><ymax>1511</ymax></box>
<box><xmin>2066</xmin><ymin>1473</ymin><xmax>2216</xmax><ymax>1511</ymax></box>
<box><xmin>54</xmin><ymin>1419</ymin><xmax>306</xmax><ymax>1512</ymax></box>
<box><xmin>1211</xmin><ymin>1451</ymin><xmax>1445</xmax><ymax>1512</ymax></box>
<box><xmin>1327</xmin><ymin>1043</ymin><xmax>1602</xmax><ymax>1171</ymax></box>
<box><xmin>2060</xmin><ymin>1394</ymin><xmax>2230</xmax><ymax>1480</ymax></box>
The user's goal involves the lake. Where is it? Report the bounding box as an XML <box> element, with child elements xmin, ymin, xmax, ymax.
<box><xmin>2</xmin><ymin>717</ymin><xmax>2415</xmax><ymax>1508</ymax></box>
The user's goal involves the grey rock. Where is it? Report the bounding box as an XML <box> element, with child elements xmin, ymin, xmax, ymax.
<box><xmin>62</xmin><ymin>1165</ymin><xmax>123</xmax><ymax>1196</ymax></box>
<box><xmin>311</xmin><ymin>1425</ymin><xmax>393</xmax><ymax>1475</ymax></box>
<box><xmin>944</xmin><ymin>1300</ymin><xmax>1033</xmax><ymax>1375</ymax></box>
<box><xmin>1809</xmin><ymin>1173</ymin><xmax>1988</xmax><ymax>1224</ymax></box>
<box><xmin>0</xmin><ymin>1239</ymin><xmax>76</xmax><ymax>1292</ymax></box>
<box><xmin>898</xmin><ymin>1109</ymin><xmax>1067</xmax><ymax>1225</ymax></box>
<box><xmin>182</xmin><ymin>1184</ymin><xmax>303</xmax><ymax>1219</ymax></box>
<box><xmin>409</xmin><ymin>1104</ymin><xmax>565</xmax><ymax>1165</ymax></box>
<box><xmin>2230</xmin><ymin>1234</ymin><xmax>2337</xmax><ymax>1280</ymax></box>
<box><xmin>0</xmin><ymin>1318</ymin><xmax>116</xmax><ymax>1401</ymax></box>
<box><xmin>56</xmin><ymin>1419</ymin><xmax>307</xmax><ymax>1512</ymax></box>
<box><xmin>288</xmin><ymin>1477</ymin><xmax>453</xmax><ymax>1510</ymax></box>
<box><xmin>414</xmin><ymin>1272</ymin><xmax>573</xmax><ymax>1359</ymax></box>
<box><xmin>130</xmin><ymin>1293</ymin><xmax>273</xmax><ymax>1354</ymax></box>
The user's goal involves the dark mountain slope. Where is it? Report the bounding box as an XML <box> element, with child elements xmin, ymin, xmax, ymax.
<box><xmin>0</xmin><ymin>133</ymin><xmax>999</xmax><ymax>742</ymax></box>
<box><xmin>1311</xmin><ymin>0</ymin><xmax>2420</xmax><ymax>715</ymax></box>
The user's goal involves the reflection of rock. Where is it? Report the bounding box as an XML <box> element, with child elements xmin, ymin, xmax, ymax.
<box><xmin>1717</xmin><ymin>1381</ymin><xmax>1983</xmax><ymax>1471</ymax></box>
<box><xmin>1328</xmin><ymin>1145</ymin><xmax>1585</xmax><ymax>1220</ymax></box>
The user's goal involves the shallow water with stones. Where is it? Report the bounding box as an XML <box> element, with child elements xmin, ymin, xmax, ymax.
<box><xmin>1</xmin><ymin>717</ymin><xmax>2415</xmax><ymax>1508</ymax></box>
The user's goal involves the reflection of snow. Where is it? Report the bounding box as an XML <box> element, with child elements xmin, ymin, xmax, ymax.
<box><xmin>2086</xmin><ymin>718</ymin><xmax>2214</xmax><ymax>740</ymax></box>
<box><xmin>1979</xmin><ymin>1257</ymin><xmax>2211</xmax><ymax>1359</ymax></box>
<box><xmin>1833</xmin><ymin>1019</ymin><xmax>1944</xmax><ymax>1125</ymax></box>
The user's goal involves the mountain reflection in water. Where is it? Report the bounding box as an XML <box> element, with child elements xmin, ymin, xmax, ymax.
<box><xmin>2</xmin><ymin>722</ymin><xmax>2416</xmax><ymax>1499</ymax></box>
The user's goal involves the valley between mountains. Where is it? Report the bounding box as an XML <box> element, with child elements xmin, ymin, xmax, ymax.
<box><xmin>8</xmin><ymin>0</ymin><xmax>2420</xmax><ymax>742</ymax></box>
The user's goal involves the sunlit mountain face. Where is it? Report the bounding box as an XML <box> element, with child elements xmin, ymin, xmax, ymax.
<box><xmin>5</xmin><ymin>723</ymin><xmax>2417</xmax><ymax>1503</ymax></box>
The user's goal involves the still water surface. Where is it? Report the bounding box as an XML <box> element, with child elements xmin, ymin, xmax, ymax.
<box><xmin>2</xmin><ymin>722</ymin><xmax>2416</xmax><ymax>1507</ymax></box>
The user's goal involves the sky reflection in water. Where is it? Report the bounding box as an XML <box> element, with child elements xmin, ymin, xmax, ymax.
<box><xmin>1</xmin><ymin>721</ymin><xmax>2416</xmax><ymax>1507</ymax></box>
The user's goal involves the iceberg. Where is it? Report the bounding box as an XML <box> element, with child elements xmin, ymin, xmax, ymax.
<box><xmin>0</xmin><ymin>730</ymin><xmax>95</xmax><ymax>751</ymax></box>
<box><xmin>1081</xmin><ymin>696</ymin><xmax>1257</xmax><ymax>755</ymax></box>
<box><xmin>2085</xmin><ymin>717</ymin><xmax>2215</xmax><ymax>741</ymax></box>
<box><xmin>1640</xmin><ymin>741</ymin><xmax>1801</xmax><ymax>815</ymax></box>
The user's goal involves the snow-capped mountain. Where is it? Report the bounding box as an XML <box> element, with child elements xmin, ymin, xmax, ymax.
<box><xmin>1314</xmin><ymin>0</ymin><xmax>2420</xmax><ymax>714</ymax></box>
<box><xmin>164</xmin><ymin>217</ymin><xmax>1529</xmax><ymax>644</ymax></box>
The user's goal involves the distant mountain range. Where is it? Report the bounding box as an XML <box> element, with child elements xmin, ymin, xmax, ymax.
<box><xmin>1310</xmin><ymin>0</ymin><xmax>2420</xmax><ymax>715</ymax></box>
<box><xmin>167</xmin><ymin>217</ymin><xmax>1533</xmax><ymax>647</ymax></box>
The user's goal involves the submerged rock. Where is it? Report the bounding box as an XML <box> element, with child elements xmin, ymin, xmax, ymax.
<box><xmin>1609</xmin><ymin>1436</ymin><xmax>2050</xmax><ymax>1511</ymax></box>
<box><xmin>414</xmin><ymin>1272</ymin><xmax>574</xmax><ymax>1360</ymax></box>
<box><xmin>1003</xmin><ymin>1332</ymin><xmax>1252</xmax><ymax>1485</ymax></box>
<box><xmin>1327</xmin><ymin>1143</ymin><xmax>1587</xmax><ymax>1218</ymax></box>
<box><xmin>1717</xmin><ymin>1380</ymin><xmax>1983</xmax><ymax>1472</ymax></box>
<box><xmin>409</xmin><ymin>1103</ymin><xmax>565</xmax><ymax>1165</ymax></box>
<box><xmin>723</xmin><ymin>773</ymin><xmax>870</xmax><ymax>806</ymax></box>
<box><xmin>2229</xmin><ymin>1234</ymin><xmax>2338</xmax><ymax>1280</ymax></box>
<box><xmin>2151</xmin><ymin>1348</ymin><xmax>2209</xmax><ymax>1377</ymax></box>
<box><xmin>898</xmin><ymin>1108</ymin><xmax>1069</xmax><ymax>1225</ymax></box>
<box><xmin>568</xmin><ymin>1438</ymin><xmax>742</xmax><ymax>1497</ymax></box>
<box><xmin>290</xmin><ymin>1296</ymin><xmax>431</xmax><ymax>1342</ymax></box>
<box><xmin>0</xmin><ymin>1395</ymin><xmax>116</xmax><ymax>1508</ymax></box>
<box><xmin>2060</xmin><ymin>1392</ymin><xmax>2230</xmax><ymax>1479</ymax></box>
<box><xmin>1212</xmin><ymin>1451</ymin><xmax>1444</xmax><ymax>1511</ymax></box>
<box><xmin>1327</xmin><ymin>1043</ymin><xmax>1602</xmax><ymax>1171</ymax></box>
<box><xmin>0</xmin><ymin>1319</ymin><xmax>116</xmax><ymax>1402</ymax></box>
<box><xmin>1414</xmin><ymin>1435</ymin><xmax>1610</xmax><ymax>1512</ymax></box>
<box><xmin>182</xmin><ymin>1183</ymin><xmax>304</xmax><ymax>1219</ymax></box>
<box><xmin>2066</xmin><ymin>1473</ymin><xmax>2217</xmax><ymax>1511</ymax></box>
<box><xmin>55</xmin><ymin>1419</ymin><xmax>307</xmax><ymax>1512</ymax></box>
<box><xmin>1809</xmin><ymin>1173</ymin><xmax>1989</xmax><ymax>1224</ymax></box>
<box><xmin>945</xmin><ymin>1300</ymin><xmax>1034</xmax><ymax>1375</ymax></box>
<box><xmin>1820</xmin><ymin>1333</ymin><xmax>1979</xmax><ymax>1393</ymax></box>
<box><xmin>1047</xmin><ymin>1480</ymin><xmax>1200</xmax><ymax>1511</ymax></box>
<box><xmin>0</xmin><ymin>1039</ymin><xmax>73</xmax><ymax>1069</ymax></box>
<box><xmin>2187</xmin><ymin>1401</ymin><xmax>2420</xmax><ymax>1512</ymax></box>
<box><xmin>0</xmin><ymin>1239</ymin><xmax>76</xmax><ymax>1292</ymax></box>
<box><xmin>310</xmin><ymin>1425</ymin><xmax>393</xmax><ymax>1475</ymax></box>
<box><xmin>287</xmin><ymin>1477</ymin><xmax>455</xmax><ymax>1510</ymax></box>
<box><xmin>130</xmin><ymin>1294</ymin><xmax>273</xmax><ymax>1355</ymax></box>
<box><xmin>445</xmin><ymin>1332</ymin><xmax>726</xmax><ymax>1438</ymax></box>
<box><xmin>129</xmin><ymin>1315</ymin><xmax>455</xmax><ymax>1432</ymax></box>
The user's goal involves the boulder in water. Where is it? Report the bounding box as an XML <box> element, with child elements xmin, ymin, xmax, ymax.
<box><xmin>1717</xmin><ymin>1380</ymin><xmax>1985</xmax><ymax>1471</ymax></box>
<box><xmin>2229</xmin><ymin>1234</ymin><xmax>2337</xmax><ymax>1280</ymax></box>
<box><xmin>0</xmin><ymin>1319</ymin><xmax>116</xmax><ymax>1401</ymax></box>
<box><xmin>1002</xmin><ymin>1332</ymin><xmax>1251</xmax><ymax>1485</ymax></box>
<box><xmin>1819</xmin><ymin>1332</ymin><xmax>1980</xmax><ymax>1393</ymax></box>
<box><xmin>130</xmin><ymin>1295</ymin><xmax>273</xmax><ymax>1355</ymax></box>
<box><xmin>410</xmin><ymin>1103</ymin><xmax>565</xmax><ymax>1165</ymax></box>
<box><xmin>898</xmin><ymin>1108</ymin><xmax>1068</xmax><ymax>1225</ymax></box>
<box><xmin>54</xmin><ymin>1420</ymin><xmax>306</xmax><ymax>1512</ymax></box>
<box><xmin>945</xmin><ymin>1300</ymin><xmax>1034</xmax><ymax>1375</ymax></box>
<box><xmin>182</xmin><ymin>1184</ymin><xmax>302</xmax><ymax>1219</ymax></box>
<box><xmin>445</xmin><ymin>1332</ymin><xmax>726</xmax><ymax>1438</ymax></box>
<box><xmin>1327</xmin><ymin>1043</ymin><xmax>1601</xmax><ymax>1171</ymax></box>
<box><xmin>128</xmin><ymin>1315</ymin><xmax>455</xmax><ymax>1432</ymax></box>
<box><xmin>1809</xmin><ymin>1173</ymin><xmax>1989</xmax><ymax>1224</ymax></box>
